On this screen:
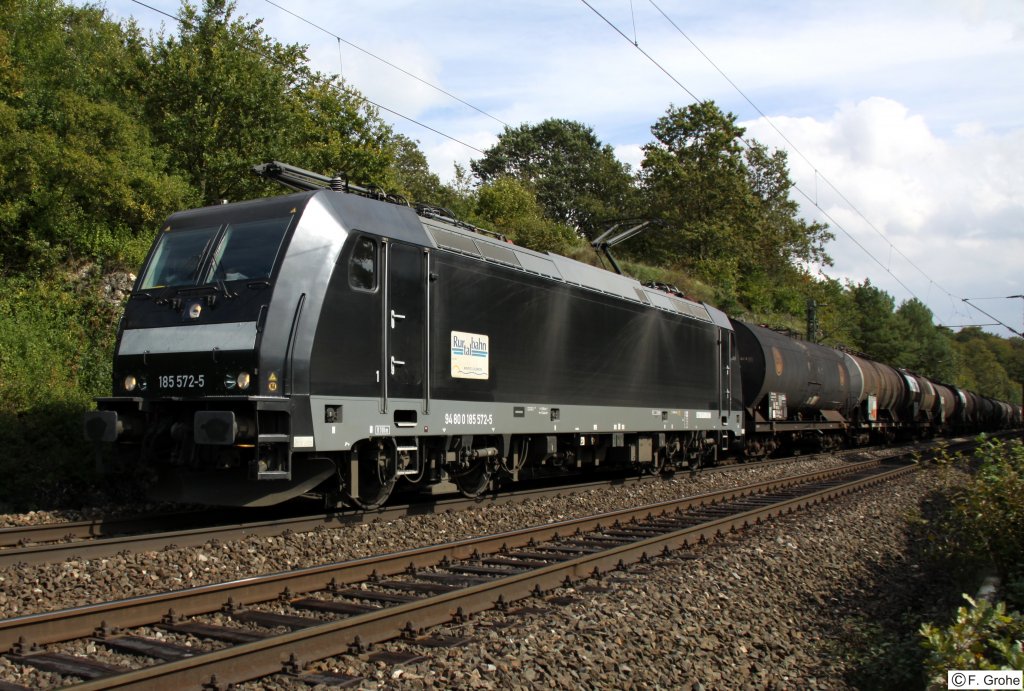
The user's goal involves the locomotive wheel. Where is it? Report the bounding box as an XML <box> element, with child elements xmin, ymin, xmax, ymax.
<box><xmin>648</xmin><ymin>448</ymin><xmax>667</xmax><ymax>475</ymax></box>
<box><xmin>344</xmin><ymin>440</ymin><xmax>398</xmax><ymax>510</ymax></box>
<box><xmin>452</xmin><ymin>460</ymin><xmax>492</xmax><ymax>498</ymax></box>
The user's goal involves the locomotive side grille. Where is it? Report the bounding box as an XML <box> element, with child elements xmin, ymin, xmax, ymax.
<box><xmin>477</xmin><ymin>241</ymin><xmax>522</xmax><ymax>268</ymax></box>
<box><xmin>428</xmin><ymin>227</ymin><xmax>481</xmax><ymax>257</ymax></box>
<box><xmin>670</xmin><ymin>298</ymin><xmax>712</xmax><ymax>322</ymax></box>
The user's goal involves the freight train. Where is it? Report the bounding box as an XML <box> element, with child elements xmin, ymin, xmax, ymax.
<box><xmin>83</xmin><ymin>162</ymin><xmax>1022</xmax><ymax>507</ymax></box>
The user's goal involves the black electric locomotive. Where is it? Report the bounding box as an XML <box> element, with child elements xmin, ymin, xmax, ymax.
<box><xmin>85</xmin><ymin>162</ymin><xmax>745</xmax><ymax>507</ymax></box>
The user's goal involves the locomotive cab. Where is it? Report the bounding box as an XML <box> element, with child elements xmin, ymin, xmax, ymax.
<box><xmin>84</xmin><ymin>192</ymin><xmax>360</xmax><ymax>505</ymax></box>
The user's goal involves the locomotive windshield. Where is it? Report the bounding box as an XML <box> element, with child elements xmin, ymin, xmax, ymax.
<box><xmin>139</xmin><ymin>215</ymin><xmax>292</xmax><ymax>290</ymax></box>
<box><xmin>140</xmin><ymin>225</ymin><xmax>219</xmax><ymax>289</ymax></box>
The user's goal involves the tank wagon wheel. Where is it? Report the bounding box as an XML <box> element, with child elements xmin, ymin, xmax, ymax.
<box><xmin>343</xmin><ymin>439</ymin><xmax>398</xmax><ymax>510</ymax></box>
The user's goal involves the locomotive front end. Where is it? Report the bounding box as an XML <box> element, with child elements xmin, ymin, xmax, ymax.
<box><xmin>84</xmin><ymin>192</ymin><xmax>342</xmax><ymax>505</ymax></box>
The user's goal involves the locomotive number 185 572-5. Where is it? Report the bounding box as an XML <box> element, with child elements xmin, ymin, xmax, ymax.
<box><xmin>158</xmin><ymin>374</ymin><xmax>206</xmax><ymax>389</ymax></box>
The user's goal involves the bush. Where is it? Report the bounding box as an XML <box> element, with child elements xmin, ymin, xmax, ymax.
<box><xmin>0</xmin><ymin>270</ymin><xmax>121</xmax><ymax>509</ymax></box>
<box><xmin>921</xmin><ymin>596</ymin><xmax>1024</xmax><ymax>686</ymax></box>
<box><xmin>927</xmin><ymin>437</ymin><xmax>1024</xmax><ymax>597</ymax></box>
<box><xmin>918</xmin><ymin>437</ymin><xmax>1024</xmax><ymax>684</ymax></box>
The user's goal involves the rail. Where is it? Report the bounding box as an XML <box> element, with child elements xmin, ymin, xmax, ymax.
<box><xmin>0</xmin><ymin>455</ymin><xmax>919</xmax><ymax>689</ymax></box>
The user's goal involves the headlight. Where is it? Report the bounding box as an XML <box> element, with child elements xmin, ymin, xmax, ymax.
<box><xmin>236</xmin><ymin>372</ymin><xmax>251</xmax><ymax>390</ymax></box>
<box><xmin>124</xmin><ymin>375</ymin><xmax>137</xmax><ymax>392</ymax></box>
<box><xmin>224</xmin><ymin>373</ymin><xmax>237</xmax><ymax>390</ymax></box>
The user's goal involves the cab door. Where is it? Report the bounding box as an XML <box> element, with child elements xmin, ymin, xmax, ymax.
<box><xmin>383</xmin><ymin>242</ymin><xmax>427</xmax><ymax>409</ymax></box>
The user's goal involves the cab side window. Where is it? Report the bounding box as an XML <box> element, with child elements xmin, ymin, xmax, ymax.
<box><xmin>349</xmin><ymin>236</ymin><xmax>377</xmax><ymax>291</ymax></box>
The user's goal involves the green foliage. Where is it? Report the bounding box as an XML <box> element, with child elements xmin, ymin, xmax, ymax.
<box><xmin>636</xmin><ymin>102</ymin><xmax>832</xmax><ymax>309</ymax></box>
<box><xmin>0</xmin><ymin>0</ymin><xmax>193</xmax><ymax>272</ymax></box>
<box><xmin>389</xmin><ymin>134</ymin><xmax>446</xmax><ymax>203</ymax></box>
<box><xmin>952</xmin><ymin>329</ymin><xmax>1022</xmax><ymax>404</ymax></box>
<box><xmin>142</xmin><ymin>0</ymin><xmax>402</xmax><ymax>204</ymax></box>
<box><xmin>285</xmin><ymin>76</ymin><xmax>397</xmax><ymax>191</ymax></box>
<box><xmin>896</xmin><ymin>299</ymin><xmax>956</xmax><ymax>382</ymax></box>
<box><xmin>147</xmin><ymin>1</ymin><xmax>302</xmax><ymax>200</ymax></box>
<box><xmin>846</xmin><ymin>279</ymin><xmax>903</xmax><ymax>361</ymax></box>
<box><xmin>474</xmin><ymin>177</ymin><xmax>580</xmax><ymax>255</ymax></box>
<box><xmin>638</xmin><ymin>102</ymin><xmax>748</xmax><ymax>269</ymax></box>
<box><xmin>917</xmin><ymin>439</ymin><xmax>1024</xmax><ymax>686</ymax></box>
<box><xmin>471</xmin><ymin>118</ymin><xmax>636</xmax><ymax>235</ymax></box>
<box><xmin>921</xmin><ymin>596</ymin><xmax>1024</xmax><ymax>684</ymax></box>
<box><xmin>929</xmin><ymin>438</ymin><xmax>1024</xmax><ymax>589</ymax></box>
<box><xmin>803</xmin><ymin>274</ymin><xmax>856</xmax><ymax>345</ymax></box>
<box><xmin>0</xmin><ymin>272</ymin><xmax>122</xmax><ymax>509</ymax></box>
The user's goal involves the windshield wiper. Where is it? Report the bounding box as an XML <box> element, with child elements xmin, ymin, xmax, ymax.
<box><xmin>203</xmin><ymin>253</ymin><xmax>238</xmax><ymax>299</ymax></box>
<box><xmin>215</xmin><ymin>278</ymin><xmax>237</xmax><ymax>299</ymax></box>
<box><xmin>153</xmin><ymin>285</ymin><xmax>182</xmax><ymax>309</ymax></box>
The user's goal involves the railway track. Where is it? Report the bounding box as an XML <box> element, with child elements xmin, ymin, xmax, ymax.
<box><xmin>0</xmin><ymin>437</ymin><xmax>978</xmax><ymax>569</ymax></box>
<box><xmin>0</xmin><ymin>452</ymin><xmax>919</xmax><ymax>689</ymax></box>
<box><xmin>0</xmin><ymin>474</ymin><xmax>670</xmax><ymax>569</ymax></box>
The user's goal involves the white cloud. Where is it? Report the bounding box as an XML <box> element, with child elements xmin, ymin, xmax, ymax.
<box><xmin>89</xmin><ymin>0</ymin><xmax>1024</xmax><ymax>334</ymax></box>
<box><xmin>743</xmin><ymin>97</ymin><xmax>1024</xmax><ymax>331</ymax></box>
<box><xmin>614</xmin><ymin>144</ymin><xmax>645</xmax><ymax>172</ymax></box>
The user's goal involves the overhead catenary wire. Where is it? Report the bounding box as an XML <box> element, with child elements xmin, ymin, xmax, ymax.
<box><xmin>648</xmin><ymin>0</ymin><xmax>956</xmax><ymax>307</ymax></box>
<box><xmin>960</xmin><ymin>299</ymin><xmax>1023</xmax><ymax>338</ymax></box>
<box><xmin>580</xmin><ymin>0</ymin><xmax>1009</xmax><ymax>333</ymax></box>
<box><xmin>129</xmin><ymin>0</ymin><xmax>179</xmax><ymax>24</ymax></box>
<box><xmin>128</xmin><ymin>0</ymin><xmax>487</xmax><ymax>155</ymax></box>
<box><xmin>579</xmin><ymin>0</ymin><xmax>701</xmax><ymax>103</ymax></box>
<box><xmin>262</xmin><ymin>0</ymin><xmax>509</xmax><ymax>128</ymax></box>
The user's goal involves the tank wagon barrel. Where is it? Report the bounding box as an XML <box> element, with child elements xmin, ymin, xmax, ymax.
<box><xmin>932</xmin><ymin>383</ymin><xmax>958</xmax><ymax>425</ymax></box>
<box><xmin>731</xmin><ymin>319</ymin><xmax>854</xmax><ymax>420</ymax></box>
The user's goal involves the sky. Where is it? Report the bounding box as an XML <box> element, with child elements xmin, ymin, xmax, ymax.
<box><xmin>90</xmin><ymin>0</ymin><xmax>1024</xmax><ymax>337</ymax></box>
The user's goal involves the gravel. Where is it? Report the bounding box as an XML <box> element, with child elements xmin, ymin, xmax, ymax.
<box><xmin>0</xmin><ymin>453</ymin><xmax>964</xmax><ymax>689</ymax></box>
<box><xmin>229</xmin><ymin>465</ymin><xmax>964</xmax><ymax>691</ymax></box>
<box><xmin>0</xmin><ymin>502</ymin><xmax>181</xmax><ymax>528</ymax></box>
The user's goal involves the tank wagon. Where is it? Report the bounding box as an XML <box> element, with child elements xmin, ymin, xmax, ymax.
<box><xmin>84</xmin><ymin>162</ymin><xmax>1018</xmax><ymax>507</ymax></box>
<box><xmin>731</xmin><ymin>320</ymin><xmax>1005</xmax><ymax>456</ymax></box>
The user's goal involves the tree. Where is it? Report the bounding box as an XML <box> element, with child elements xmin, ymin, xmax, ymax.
<box><xmin>894</xmin><ymin>298</ymin><xmax>954</xmax><ymax>381</ymax></box>
<box><xmin>143</xmin><ymin>0</ymin><xmax>395</xmax><ymax>204</ymax></box>
<box><xmin>638</xmin><ymin>101</ymin><xmax>750</xmax><ymax>271</ymax></box>
<box><xmin>846</xmin><ymin>280</ymin><xmax>903</xmax><ymax>363</ymax></box>
<box><xmin>638</xmin><ymin>101</ymin><xmax>831</xmax><ymax>312</ymax></box>
<box><xmin>1007</xmin><ymin>337</ymin><xmax>1024</xmax><ymax>389</ymax></box>
<box><xmin>953</xmin><ymin>337</ymin><xmax>1016</xmax><ymax>402</ymax></box>
<box><xmin>285</xmin><ymin>76</ymin><xmax>398</xmax><ymax>191</ymax></box>
<box><xmin>143</xmin><ymin>0</ymin><xmax>304</xmax><ymax>202</ymax></box>
<box><xmin>806</xmin><ymin>274</ymin><xmax>857</xmax><ymax>347</ymax></box>
<box><xmin>740</xmin><ymin>142</ymin><xmax>832</xmax><ymax>308</ymax></box>
<box><xmin>471</xmin><ymin>118</ymin><xmax>635</xmax><ymax>235</ymax></box>
<box><xmin>388</xmin><ymin>134</ymin><xmax>445</xmax><ymax>204</ymax></box>
<box><xmin>0</xmin><ymin>0</ymin><xmax>191</xmax><ymax>271</ymax></box>
<box><xmin>474</xmin><ymin>177</ymin><xmax>579</xmax><ymax>255</ymax></box>
<box><xmin>952</xmin><ymin>328</ymin><xmax>1022</xmax><ymax>403</ymax></box>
